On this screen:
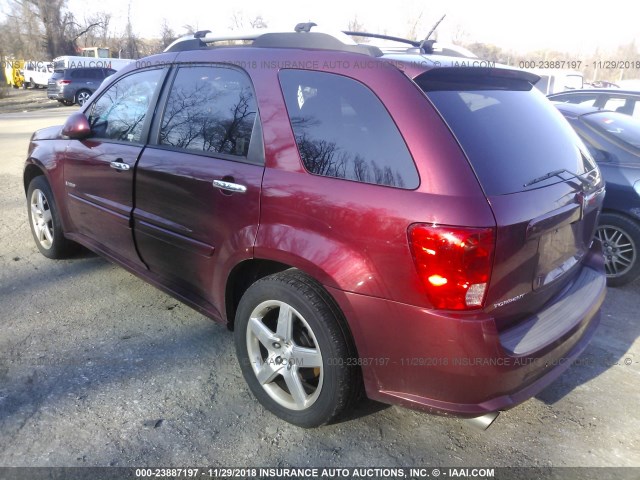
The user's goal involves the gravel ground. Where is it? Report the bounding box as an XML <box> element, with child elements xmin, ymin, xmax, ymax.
<box><xmin>0</xmin><ymin>107</ymin><xmax>638</xmax><ymax>472</ymax></box>
<box><xmin>0</xmin><ymin>88</ymin><xmax>70</xmax><ymax>114</ymax></box>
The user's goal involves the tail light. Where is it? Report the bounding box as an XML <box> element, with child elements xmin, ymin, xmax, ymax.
<box><xmin>58</xmin><ymin>80</ymin><xmax>71</xmax><ymax>85</ymax></box>
<box><xmin>408</xmin><ymin>224</ymin><xmax>495</xmax><ymax>310</ymax></box>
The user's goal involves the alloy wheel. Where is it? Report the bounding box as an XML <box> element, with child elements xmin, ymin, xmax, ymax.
<box><xmin>596</xmin><ymin>225</ymin><xmax>636</xmax><ymax>277</ymax></box>
<box><xmin>245</xmin><ymin>300</ymin><xmax>323</xmax><ymax>411</ymax></box>
<box><xmin>30</xmin><ymin>188</ymin><xmax>54</xmax><ymax>250</ymax></box>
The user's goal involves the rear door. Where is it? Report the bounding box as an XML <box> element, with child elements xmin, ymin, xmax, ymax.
<box><xmin>133</xmin><ymin>64</ymin><xmax>264</xmax><ymax>307</ymax></box>
<box><xmin>63</xmin><ymin>67</ymin><xmax>167</xmax><ymax>266</ymax></box>
<box><xmin>417</xmin><ymin>69</ymin><xmax>605</xmax><ymax>327</ymax></box>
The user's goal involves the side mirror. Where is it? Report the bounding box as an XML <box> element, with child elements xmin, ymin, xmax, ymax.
<box><xmin>62</xmin><ymin>112</ymin><xmax>91</xmax><ymax>139</ymax></box>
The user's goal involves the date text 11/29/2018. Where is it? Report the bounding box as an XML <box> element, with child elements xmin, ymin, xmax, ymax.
<box><xmin>518</xmin><ymin>60</ymin><xmax>640</xmax><ymax>70</ymax></box>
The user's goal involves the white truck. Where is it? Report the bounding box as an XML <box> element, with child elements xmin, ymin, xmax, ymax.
<box><xmin>52</xmin><ymin>56</ymin><xmax>133</xmax><ymax>71</ymax></box>
<box><xmin>53</xmin><ymin>47</ymin><xmax>134</xmax><ymax>72</ymax></box>
<box><xmin>531</xmin><ymin>69</ymin><xmax>584</xmax><ymax>95</ymax></box>
<box><xmin>21</xmin><ymin>61</ymin><xmax>54</xmax><ymax>88</ymax></box>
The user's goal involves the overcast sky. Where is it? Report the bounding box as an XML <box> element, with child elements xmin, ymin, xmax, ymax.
<box><xmin>4</xmin><ymin>0</ymin><xmax>639</xmax><ymax>54</ymax></box>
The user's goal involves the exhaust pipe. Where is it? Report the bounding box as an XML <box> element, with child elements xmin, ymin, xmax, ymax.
<box><xmin>464</xmin><ymin>411</ymin><xmax>500</xmax><ymax>431</ymax></box>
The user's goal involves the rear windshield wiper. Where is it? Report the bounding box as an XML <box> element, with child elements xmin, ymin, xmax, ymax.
<box><xmin>523</xmin><ymin>169</ymin><xmax>590</xmax><ymax>189</ymax></box>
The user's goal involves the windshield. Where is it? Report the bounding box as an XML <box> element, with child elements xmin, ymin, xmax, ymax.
<box><xmin>416</xmin><ymin>69</ymin><xmax>595</xmax><ymax>195</ymax></box>
<box><xmin>584</xmin><ymin>111</ymin><xmax>640</xmax><ymax>151</ymax></box>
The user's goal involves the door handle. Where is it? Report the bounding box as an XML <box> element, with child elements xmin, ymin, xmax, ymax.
<box><xmin>213</xmin><ymin>179</ymin><xmax>247</xmax><ymax>194</ymax></box>
<box><xmin>110</xmin><ymin>161</ymin><xmax>130</xmax><ymax>171</ymax></box>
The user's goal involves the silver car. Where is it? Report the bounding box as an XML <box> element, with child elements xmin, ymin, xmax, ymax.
<box><xmin>47</xmin><ymin>67</ymin><xmax>116</xmax><ymax>106</ymax></box>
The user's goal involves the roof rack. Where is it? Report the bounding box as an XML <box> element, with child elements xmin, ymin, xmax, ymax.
<box><xmin>163</xmin><ymin>23</ymin><xmax>383</xmax><ymax>57</ymax></box>
<box><xmin>342</xmin><ymin>32</ymin><xmax>440</xmax><ymax>54</ymax></box>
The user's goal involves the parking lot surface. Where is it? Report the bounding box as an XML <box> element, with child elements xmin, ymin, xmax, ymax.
<box><xmin>0</xmin><ymin>110</ymin><xmax>638</xmax><ymax>468</ymax></box>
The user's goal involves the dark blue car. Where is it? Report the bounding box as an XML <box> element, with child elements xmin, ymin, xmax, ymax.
<box><xmin>555</xmin><ymin>102</ymin><xmax>640</xmax><ymax>286</ymax></box>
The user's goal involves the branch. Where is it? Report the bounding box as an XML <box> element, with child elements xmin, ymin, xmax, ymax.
<box><xmin>73</xmin><ymin>22</ymin><xmax>102</xmax><ymax>41</ymax></box>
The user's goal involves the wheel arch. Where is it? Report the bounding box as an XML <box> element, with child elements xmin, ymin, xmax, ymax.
<box><xmin>23</xmin><ymin>159</ymin><xmax>72</xmax><ymax>234</ymax></box>
<box><xmin>225</xmin><ymin>259</ymin><xmax>299</xmax><ymax>330</ymax></box>
<box><xmin>224</xmin><ymin>258</ymin><xmax>358</xmax><ymax>348</ymax></box>
<box><xmin>600</xmin><ymin>207</ymin><xmax>640</xmax><ymax>225</ymax></box>
<box><xmin>23</xmin><ymin>161</ymin><xmax>47</xmax><ymax>194</ymax></box>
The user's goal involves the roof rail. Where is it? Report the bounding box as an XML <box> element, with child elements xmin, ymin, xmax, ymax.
<box><xmin>343</xmin><ymin>31</ymin><xmax>421</xmax><ymax>48</ymax></box>
<box><xmin>342</xmin><ymin>31</ymin><xmax>441</xmax><ymax>54</ymax></box>
<box><xmin>163</xmin><ymin>23</ymin><xmax>383</xmax><ymax>56</ymax></box>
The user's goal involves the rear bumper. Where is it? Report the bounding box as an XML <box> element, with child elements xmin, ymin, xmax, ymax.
<box><xmin>47</xmin><ymin>89</ymin><xmax>63</xmax><ymax>100</ymax></box>
<box><xmin>47</xmin><ymin>87</ymin><xmax>70</xmax><ymax>101</ymax></box>
<box><xmin>327</xmin><ymin>242</ymin><xmax>606</xmax><ymax>417</ymax></box>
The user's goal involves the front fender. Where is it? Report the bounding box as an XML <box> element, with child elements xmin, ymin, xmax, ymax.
<box><xmin>24</xmin><ymin>138</ymin><xmax>71</xmax><ymax>232</ymax></box>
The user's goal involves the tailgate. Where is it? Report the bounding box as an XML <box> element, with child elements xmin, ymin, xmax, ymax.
<box><xmin>416</xmin><ymin>67</ymin><xmax>605</xmax><ymax>326</ymax></box>
<box><xmin>486</xmin><ymin>178</ymin><xmax>604</xmax><ymax>328</ymax></box>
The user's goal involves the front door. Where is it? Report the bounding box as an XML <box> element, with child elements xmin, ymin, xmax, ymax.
<box><xmin>64</xmin><ymin>68</ymin><xmax>166</xmax><ymax>266</ymax></box>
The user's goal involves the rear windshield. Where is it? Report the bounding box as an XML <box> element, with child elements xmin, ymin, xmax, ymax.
<box><xmin>416</xmin><ymin>69</ymin><xmax>595</xmax><ymax>195</ymax></box>
<box><xmin>583</xmin><ymin>111</ymin><xmax>640</xmax><ymax>151</ymax></box>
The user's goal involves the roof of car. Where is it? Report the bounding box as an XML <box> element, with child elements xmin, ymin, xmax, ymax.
<box><xmin>162</xmin><ymin>24</ymin><xmax>539</xmax><ymax>83</ymax></box>
<box><xmin>549</xmin><ymin>89</ymin><xmax>640</xmax><ymax>98</ymax></box>
<box><xmin>552</xmin><ymin>101</ymin><xmax>614</xmax><ymax>118</ymax></box>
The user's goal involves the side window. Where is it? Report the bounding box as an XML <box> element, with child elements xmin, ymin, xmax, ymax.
<box><xmin>602</xmin><ymin>97</ymin><xmax>627</xmax><ymax>113</ymax></box>
<box><xmin>557</xmin><ymin>94</ymin><xmax>597</xmax><ymax>106</ymax></box>
<box><xmin>632</xmin><ymin>101</ymin><xmax>640</xmax><ymax>120</ymax></box>
<box><xmin>159</xmin><ymin>66</ymin><xmax>257</xmax><ymax>157</ymax></box>
<box><xmin>88</xmin><ymin>68</ymin><xmax>163</xmax><ymax>143</ymax></box>
<box><xmin>279</xmin><ymin>70</ymin><xmax>419</xmax><ymax>189</ymax></box>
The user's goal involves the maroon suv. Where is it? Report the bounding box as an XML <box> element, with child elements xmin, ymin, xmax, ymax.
<box><xmin>24</xmin><ymin>25</ymin><xmax>606</xmax><ymax>428</ymax></box>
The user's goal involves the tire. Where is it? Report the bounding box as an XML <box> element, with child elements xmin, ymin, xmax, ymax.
<box><xmin>595</xmin><ymin>212</ymin><xmax>640</xmax><ymax>287</ymax></box>
<box><xmin>234</xmin><ymin>270</ymin><xmax>361</xmax><ymax>428</ymax></box>
<box><xmin>75</xmin><ymin>90</ymin><xmax>91</xmax><ymax>106</ymax></box>
<box><xmin>27</xmin><ymin>176</ymin><xmax>78</xmax><ymax>259</ymax></box>
<box><xmin>60</xmin><ymin>99</ymin><xmax>74</xmax><ymax>106</ymax></box>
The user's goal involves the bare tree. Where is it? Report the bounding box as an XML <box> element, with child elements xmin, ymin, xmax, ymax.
<box><xmin>346</xmin><ymin>15</ymin><xmax>369</xmax><ymax>43</ymax></box>
<box><xmin>406</xmin><ymin>11</ymin><xmax>423</xmax><ymax>41</ymax></box>
<box><xmin>182</xmin><ymin>24</ymin><xmax>199</xmax><ymax>35</ymax></box>
<box><xmin>79</xmin><ymin>12</ymin><xmax>111</xmax><ymax>48</ymax></box>
<box><xmin>250</xmin><ymin>15</ymin><xmax>267</xmax><ymax>29</ymax></box>
<box><xmin>451</xmin><ymin>24</ymin><xmax>469</xmax><ymax>45</ymax></box>
<box><xmin>159</xmin><ymin>19</ymin><xmax>176</xmax><ymax>50</ymax></box>
<box><xmin>121</xmin><ymin>2</ymin><xmax>139</xmax><ymax>59</ymax></box>
<box><xmin>229</xmin><ymin>10</ymin><xmax>267</xmax><ymax>30</ymax></box>
<box><xmin>1</xmin><ymin>0</ymin><xmax>109</xmax><ymax>58</ymax></box>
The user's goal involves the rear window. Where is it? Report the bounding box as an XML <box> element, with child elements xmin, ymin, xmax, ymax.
<box><xmin>417</xmin><ymin>69</ymin><xmax>594</xmax><ymax>195</ymax></box>
<box><xmin>584</xmin><ymin>111</ymin><xmax>640</xmax><ymax>151</ymax></box>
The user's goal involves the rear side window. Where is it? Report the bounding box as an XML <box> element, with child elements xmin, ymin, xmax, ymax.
<box><xmin>552</xmin><ymin>93</ymin><xmax>597</xmax><ymax>106</ymax></box>
<box><xmin>159</xmin><ymin>66</ymin><xmax>257</xmax><ymax>157</ymax></box>
<box><xmin>417</xmin><ymin>69</ymin><xmax>594</xmax><ymax>195</ymax></box>
<box><xmin>279</xmin><ymin>70</ymin><xmax>419</xmax><ymax>189</ymax></box>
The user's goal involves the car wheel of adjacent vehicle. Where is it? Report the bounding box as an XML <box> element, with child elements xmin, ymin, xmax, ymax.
<box><xmin>596</xmin><ymin>212</ymin><xmax>640</xmax><ymax>286</ymax></box>
<box><xmin>75</xmin><ymin>90</ymin><xmax>91</xmax><ymax>106</ymax></box>
<box><xmin>234</xmin><ymin>270</ymin><xmax>361</xmax><ymax>428</ymax></box>
<box><xmin>60</xmin><ymin>99</ymin><xmax>74</xmax><ymax>106</ymax></box>
<box><xmin>27</xmin><ymin>176</ymin><xmax>78</xmax><ymax>259</ymax></box>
